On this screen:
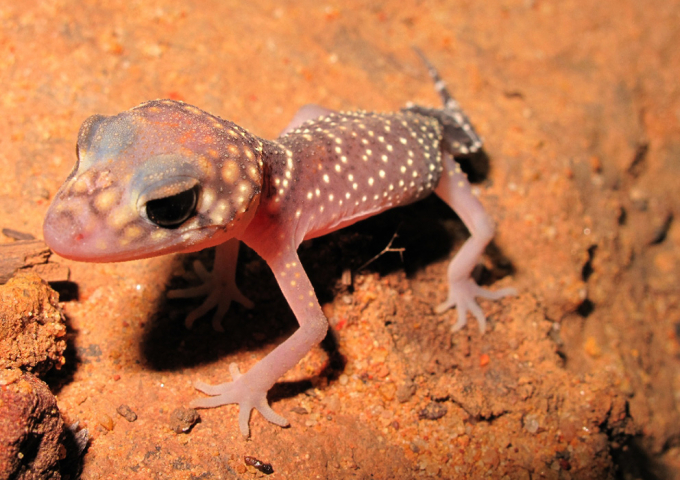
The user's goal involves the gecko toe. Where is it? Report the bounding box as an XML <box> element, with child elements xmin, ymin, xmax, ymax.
<box><xmin>476</xmin><ymin>286</ymin><xmax>518</xmax><ymax>300</ymax></box>
<box><xmin>255</xmin><ymin>399</ymin><xmax>289</xmax><ymax>428</ymax></box>
<box><xmin>438</xmin><ymin>279</ymin><xmax>514</xmax><ymax>333</ymax></box>
<box><xmin>191</xmin><ymin>395</ymin><xmax>230</xmax><ymax>409</ymax></box>
<box><xmin>193</xmin><ymin>380</ymin><xmax>226</xmax><ymax>396</ymax></box>
<box><xmin>451</xmin><ymin>306</ymin><xmax>469</xmax><ymax>332</ymax></box>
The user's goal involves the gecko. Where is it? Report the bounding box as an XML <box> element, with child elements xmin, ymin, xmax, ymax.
<box><xmin>43</xmin><ymin>51</ymin><xmax>516</xmax><ymax>437</ymax></box>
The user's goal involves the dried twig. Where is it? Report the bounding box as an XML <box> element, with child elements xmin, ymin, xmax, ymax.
<box><xmin>358</xmin><ymin>230</ymin><xmax>405</xmax><ymax>271</ymax></box>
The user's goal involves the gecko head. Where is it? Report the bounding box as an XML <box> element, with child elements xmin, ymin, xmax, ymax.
<box><xmin>43</xmin><ymin>100</ymin><xmax>264</xmax><ymax>262</ymax></box>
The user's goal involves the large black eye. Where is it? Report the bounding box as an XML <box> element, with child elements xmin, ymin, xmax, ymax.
<box><xmin>145</xmin><ymin>185</ymin><xmax>199</xmax><ymax>228</ymax></box>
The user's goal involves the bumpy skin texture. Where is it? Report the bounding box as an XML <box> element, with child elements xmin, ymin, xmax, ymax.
<box><xmin>43</xmin><ymin>101</ymin><xmax>264</xmax><ymax>263</ymax></box>
<box><xmin>43</xmin><ymin>62</ymin><xmax>515</xmax><ymax>436</ymax></box>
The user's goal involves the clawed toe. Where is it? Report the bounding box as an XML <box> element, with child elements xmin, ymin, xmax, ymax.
<box><xmin>476</xmin><ymin>286</ymin><xmax>517</xmax><ymax>301</ymax></box>
<box><xmin>167</xmin><ymin>256</ymin><xmax>254</xmax><ymax>330</ymax></box>
<box><xmin>194</xmin><ymin>380</ymin><xmax>227</xmax><ymax>396</ymax></box>
<box><xmin>190</xmin><ymin>395</ymin><xmax>231</xmax><ymax>409</ymax></box>
<box><xmin>255</xmin><ymin>399</ymin><xmax>289</xmax><ymax>428</ymax></box>
<box><xmin>437</xmin><ymin>279</ymin><xmax>516</xmax><ymax>333</ymax></box>
<box><xmin>191</xmin><ymin>363</ymin><xmax>285</xmax><ymax>437</ymax></box>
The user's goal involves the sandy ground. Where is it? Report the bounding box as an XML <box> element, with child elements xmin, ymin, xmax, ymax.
<box><xmin>1</xmin><ymin>0</ymin><xmax>679</xmax><ymax>478</ymax></box>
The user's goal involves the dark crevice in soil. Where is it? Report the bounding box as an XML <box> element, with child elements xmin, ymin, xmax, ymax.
<box><xmin>649</xmin><ymin>212</ymin><xmax>673</xmax><ymax>245</ymax></box>
<box><xmin>581</xmin><ymin>244</ymin><xmax>597</xmax><ymax>282</ymax></box>
<box><xmin>612</xmin><ymin>437</ymin><xmax>667</xmax><ymax>480</ymax></box>
<box><xmin>627</xmin><ymin>142</ymin><xmax>649</xmax><ymax>178</ymax></box>
<box><xmin>576</xmin><ymin>298</ymin><xmax>595</xmax><ymax>318</ymax></box>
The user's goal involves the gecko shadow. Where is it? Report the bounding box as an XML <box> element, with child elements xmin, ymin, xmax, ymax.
<box><xmin>138</xmin><ymin>150</ymin><xmax>516</xmax><ymax>400</ymax></box>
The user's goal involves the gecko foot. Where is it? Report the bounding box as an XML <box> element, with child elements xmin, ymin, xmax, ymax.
<box><xmin>167</xmin><ymin>259</ymin><xmax>254</xmax><ymax>331</ymax></box>
<box><xmin>190</xmin><ymin>363</ymin><xmax>289</xmax><ymax>437</ymax></box>
<box><xmin>435</xmin><ymin>278</ymin><xmax>516</xmax><ymax>333</ymax></box>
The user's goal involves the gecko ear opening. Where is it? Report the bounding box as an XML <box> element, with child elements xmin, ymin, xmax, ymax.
<box><xmin>145</xmin><ymin>185</ymin><xmax>200</xmax><ymax>229</ymax></box>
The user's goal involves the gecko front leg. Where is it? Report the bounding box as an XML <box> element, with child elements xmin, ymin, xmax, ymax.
<box><xmin>168</xmin><ymin>237</ymin><xmax>254</xmax><ymax>331</ymax></box>
<box><xmin>190</xmin><ymin>244</ymin><xmax>328</xmax><ymax>437</ymax></box>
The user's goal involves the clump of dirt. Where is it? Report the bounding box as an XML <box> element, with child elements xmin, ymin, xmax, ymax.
<box><xmin>0</xmin><ymin>272</ymin><xmax>85</xmax><ymax>479</ymax></box>
<box><xmin>0</xmin><ymin>370</ymin><xmax>65</xmax><ymax>480</ymax></box>
<box><xmin>0</xmin><ymin>271</ymin><xmax>67</xmax><ymax>375</ymax></box>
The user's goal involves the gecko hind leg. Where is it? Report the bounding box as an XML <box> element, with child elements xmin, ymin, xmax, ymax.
<box><xmin>167</xmin><ymin>237</ymin><xmax>253</xmax><ymax>331</ymax></box>
<box><xmin>433</xmin><ymin>154</ymin><xmax>516</xmax><ymax>333</ymax></box>
<box><xmin>406</xmin><ymin>49</ymin><xmax>515</xmax><ymax>332</ymax></box>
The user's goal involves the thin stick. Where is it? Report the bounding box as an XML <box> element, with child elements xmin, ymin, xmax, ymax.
<box><xmin>358</xmin><ymin>230</ymin><xmax>405</xmax><ymax>271</ymax></box>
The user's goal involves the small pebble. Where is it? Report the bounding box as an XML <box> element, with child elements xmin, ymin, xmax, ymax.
<box><xmin>396</xmin><ymin>382</ymin><xmax>416</xmax><ymax>403</ymax></box>
<box><xmin>116</xmin><ymin>404</ymin><xmax>137</xmax><ymax>422</ymax></box>
<box><xmin>523</xmin><ymin>413</ymin><xmax>540</xmax><ymax>433</ymax></box>
<box><xmin>418</xmin><ymin>402</ymin><xmax>447</xmax><ymax>420</ymax></box>
<box><xmin>169</xmin><ymin>407</ymin><xmax>199</xmax><ymax>434</ymax></box>
<box><xmin>341</xmin><ymin>268</ymin><xmax>352</xmax><ymax>287</ymax></box>
<box><xmin>98</xmin><ymin>413</ymin><xmax>114</xmax><ymax>431</ymax></box>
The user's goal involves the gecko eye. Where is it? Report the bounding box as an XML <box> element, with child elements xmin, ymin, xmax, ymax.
<box><xmin>145</xmin><ymin>185</ymin><xmax>199</xmax><ymax>228</ymax></box>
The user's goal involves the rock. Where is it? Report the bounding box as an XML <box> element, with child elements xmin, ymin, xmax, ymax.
<box><xmin>0</xmin><ymin>272</ymin><xmax>67</xmax><ymax>375</ymax></box>
<box><xmin>169</xmin><ymin>407</ymin><xmax>200</xmax><ymax>434</ymax></box>
<box><xmin>0</xmin><ymin>370</ymin><xmax>65</xmax><ymax>480</ymax></box>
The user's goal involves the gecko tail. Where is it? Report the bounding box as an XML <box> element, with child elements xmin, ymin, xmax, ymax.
<box><xmin>405</xmin><ymin>47</ymin><xmax>483</xmax><ymax>156</ymax></box>
<box><xmin>412</xmin><ymin>46</ymin><xmax>458</xmax><ymax>110</ymax></box>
